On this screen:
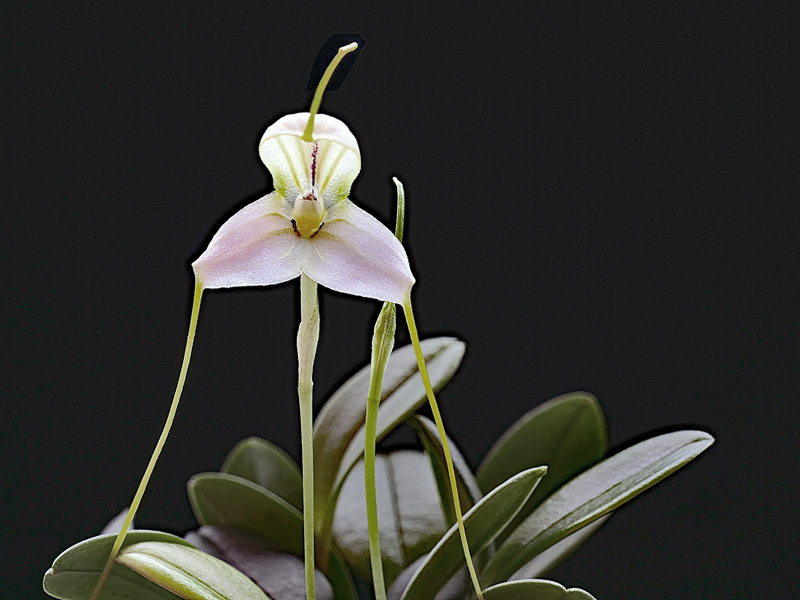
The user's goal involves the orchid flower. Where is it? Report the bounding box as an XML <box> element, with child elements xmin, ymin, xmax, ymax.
<box><xmin>191</xmin><ymin>111</ymin><xmax>413</xmax><ymax>303</ymax></box>
<box><xmin>89</xmin><ymin>42</ymin><xmax>484</xmax><ymax>600</ymax></box>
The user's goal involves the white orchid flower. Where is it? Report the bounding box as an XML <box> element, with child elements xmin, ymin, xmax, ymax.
<box><xmin>192</xmin><ymin>111</ymin><xmax>414</xmax><ymax>304</ymax></box>
<box><xmin>90</xmin><ymin>42</ymin><xmax>483</xmax><ymax>600</ymax></box>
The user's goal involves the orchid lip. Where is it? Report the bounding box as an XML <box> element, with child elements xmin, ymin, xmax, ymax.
<box><xmin>292</xmin><ymin>192</ymin><xmax>325</xmax><ymax>238</ymax></box>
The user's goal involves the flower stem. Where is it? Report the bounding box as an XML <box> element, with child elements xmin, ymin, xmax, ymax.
<box><xmin>89</xmin><ymin>279</ymin><xmax>204</xmax><ymax>600</ymax></box>
<box><xmin>401</xmin><ymin>299</ymin><xmax>485</xmax><ymax>600</ymax></box>
<box><xmin>364</xmin><ymin>302</ymin><xmax>396</xmax><ymax>600</ymax></box>
<box><xmin>302</xmin><ymin>42</ymin><xmax>359</xmax><ymax>142</ymax></box>
<box><xmin>363</xmin><ymin>178</ymin><xmax>404</xmax><ymax>600</ymax></box>
<box><xmin>297</xmin><ymin>273</ymin><xmax>320</xmax><ymax>600</ymax></box>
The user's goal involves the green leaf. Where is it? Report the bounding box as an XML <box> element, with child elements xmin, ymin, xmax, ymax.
<box><xmin>480</xmin><ymin>430</ymin><xmax>714</xmax><ymax>586</ymax></box>
<box><xmin>476</xmin><ymin>392</ymin><xmax>607</xmax><ymax>542</ymax></box>
<box><xmin>43</xmin><ymin>530</ymin><xmax>193</xmax><ymax>600</ymax></box>
<box><xmin>387</xmin><ymin>554</ymin><xmax>467</xmax><ymax>600</ymax></box>
<box><xmin>221</xmin><ymin>437</ymin><xmax>302</xmax><ymax>510</ymax></box>
<box><xmin>188</xmin><ymin>472</ymin><xmax>301</xmax><ymax>553</ymax></box>
<box><xmin>510</xmin><ymin>515</ymin><xmax>610</xmax><ymax>579</ymax></box>
<box><xmin>482</xmin><ymin>580</ymin><xmax>596</xmax><ymax>600</ymax></box>
<box><xmin>400</xmin><ymin>466</ymin><xmax>547</xmax><ymax>600</ymax></box>
<box><xmin>187</xmin><ymin>472</ymin><xmax>356</xmax><ymax>600</ymax></box>
<box><xmin>117</xmin><ymin>541</ymin><xmax>269</xmax><ymax>600</ymax></box>
<box><xmin>313</xmin><ymin>338</ymin><xmax>466</xmax><ymax>520</ymax></box>
<box><xmin>407</xmin><ymin>415</ymin><xmax>482</xmax><ymax>524</ymax></box>
<box><xmin>401</xmin><ymin>417</ymin><xmax>493</xmax><ymax>598</ymax></box>
<box><xmin>333</xmin><ymin>451</ymin><xmax>450</xmax><ymax>586</ymax></box>
<box><xmin>186</xmin><ymin>526</ymin><xmax>333</xmax><ymax>600</ymax></box>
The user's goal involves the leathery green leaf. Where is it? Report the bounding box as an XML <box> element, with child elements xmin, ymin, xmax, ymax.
<box><xmin>117</xmin><ymin>541</ymin><xmax>270</xmax><ymax>600</ymax></box>
<box><xmin>43</xmin><ymin>530</ymin><xmax>192</xmax><ymax>600</ymax></box>
<box><xmin>510</xmin><ymin>515</ymin><xmax>611</xmax><ymax>579</ymax></box>
<box><xmin>188</xmin><ymin>472</ymin><xmax>300</xmax><ymax>553</ymax></box>
<box><xmin>387</xmin><ymin>553</ymin><xmax>468</xmax><ymax>600</ymax></box>
<box><xmin>483</xmin><ymin>580</ymin><xmax>596</xmax><ymax>600</ymax></box>
<box><xmin>185</xmin><ymin>526</ymin><xmax>333</xmax><ymax>600</ymax></box>
<box><xmin>477</xmin><ymin>392</ymin><xmax>607</xmax><ymax>543</ymax></box>
<box><xmin>221</xmin><ymin>437</ymin><xmax>302</xmax><ymax>510</ymax></box>
<box><xmin>187</xmin><ymin>472</ymin><xmax>356</xmax><ymax>600</ymax></box>
<box><xmin>407</xmin><ymin>415</ymin><xmax>482</xmax><ymax>524</ymax></box>
<box><xmin>313</xmin><ymin>338</ymin><xmax>466</xmax><ymax>520</ymax></box>
<box><xmin>477</xmin><ymin>392</ymin><xmax>607</xmax><ymax>498</ymax></box>
<box><xmin>480</xmin><ymin>430</ymin><xmax>714</xmax><ymax>586</ymax></box>
<box><xmin>400</xmin><ymin>466</ymin><xmax>547</xmax><ymax>600</ymax></box>
<box><xmin>333</xmin><ymin>451</ymin><xmax>449</xmax><ymax>586</ymax></box>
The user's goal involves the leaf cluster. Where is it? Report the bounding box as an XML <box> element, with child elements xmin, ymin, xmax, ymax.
<box><xmin>43</xmin><ymin>338</ymin><xmax>713</xmax><ymax>600</ymax></box>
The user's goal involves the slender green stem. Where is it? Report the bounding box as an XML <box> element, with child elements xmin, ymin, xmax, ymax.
<box><xmin>89</xmin><ymin>279</ymin><xmax>204</xmax><ymax>600</ymax></box>
<box><xmin>302</xmin><ymin>42</ymin><xmax>358</xmax><ymax>142</ymax></box>
<box><xmin>402</xmin><ymin>299</ymin><xmax>485</xmax><ymax>600</ymax></box>
<box><xmin>364</xmin><ymin>302</ymin><xmax>396</xmax><ymax>600</ymax></box>
<box><xmin>297</xmin><ymin>274</ymin><xmax>320</xmax><ymax>600</ymax></box>
<box><xmin>362</xmin><ymin>178</ymin><xmax>405</xmax><ymax>600</ymax></box>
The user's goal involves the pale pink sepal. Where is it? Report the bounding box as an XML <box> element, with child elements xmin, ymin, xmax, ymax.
<box><xmin>192</xmin><ymin>193</ymin><xmax>415</xmax><ymax>304</ymax></box>
<box><xmin>304</xmin><ymin>200</ymin><xmax>415</xmax><ymax>304</ymax></box>
<box><xmin>192</xmin><ymin>193</ymin><xmax>303</xmax><ymax>289</ymax></box>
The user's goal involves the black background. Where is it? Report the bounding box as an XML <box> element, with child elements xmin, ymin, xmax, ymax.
<box><xmin>2</xmin><ymin>2</ymin><xmax>798</xmax><ymax>599</ymax></box>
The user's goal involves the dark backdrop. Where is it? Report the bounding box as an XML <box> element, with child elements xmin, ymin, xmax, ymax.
<box><xmin>3</xmin><ymin>2</ymin><xmax>798</xmax><ymax>599</ymax></box>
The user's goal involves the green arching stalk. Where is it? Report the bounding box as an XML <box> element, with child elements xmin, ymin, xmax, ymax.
<box><xmin>302</xmin><ymin>42</ymin><xmax>359</xmax><ymax>142</ymax></box>
<box><xmin>89</xmin><ymin>279</ymin><xmax>204</xmax><ymax>600</ymax></box>
<box><xmin>297</xmin><ymin>273</ymin><xmax>321</xmax><ymax>600</ymax></box>
<box><xmin>362</xmin><ymin>177</ymin><xmax>405</xmax><ymax>600</ymax></box>
<box><xmin>401</xmin><ymin>299</ymin><xmax>485</xmax><ymax>600</ymax></box>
